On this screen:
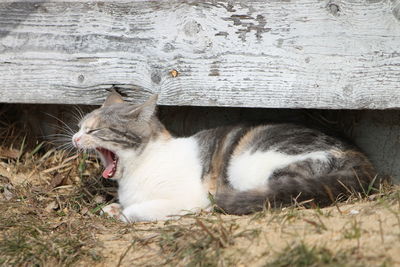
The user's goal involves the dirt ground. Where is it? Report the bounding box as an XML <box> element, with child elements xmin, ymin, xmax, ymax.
<box><xmin>0</xmin><ymin>125</ymin><xmax>399</xmax><ymax>266</ymax></box>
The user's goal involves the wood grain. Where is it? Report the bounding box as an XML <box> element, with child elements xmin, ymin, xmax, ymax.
<box><xmin>0</xmin><ymin>0</ymin><xmax>399</xmax><ymax>108</ymax></box>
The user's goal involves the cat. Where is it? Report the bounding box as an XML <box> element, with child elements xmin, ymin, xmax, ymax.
<box><xmin>72</xmin><ymin>90</ymin><xmax>378</xmax><ymax>222</ymax></box>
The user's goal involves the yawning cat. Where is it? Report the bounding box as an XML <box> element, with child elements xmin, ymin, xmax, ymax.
<box><xmin>72</xmin><ymin>90</ymin><xmax>377</xmax><ymax>222</ymax></box>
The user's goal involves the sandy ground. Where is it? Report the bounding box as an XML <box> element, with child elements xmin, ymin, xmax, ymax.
<box><xmin>0</xmin><ymin>148</ymin><xmax>399</xmax><ymax>266</ymax></box>
<box><xmin>92</xmin><ymin>201</ymin><xmax>400</xmax><ymax>266</ymax></box>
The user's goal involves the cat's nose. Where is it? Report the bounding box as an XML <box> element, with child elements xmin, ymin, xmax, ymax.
<box><xmin>72</xmin><ymin>136</ymin><xmax>81</xmax><ymax>148</ymax></box>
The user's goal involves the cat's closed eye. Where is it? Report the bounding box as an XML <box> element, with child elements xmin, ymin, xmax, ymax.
<box><xmin>86</xmin><ymin>128</ymin><xmax>103</xmax><ymax>134</ymax></box>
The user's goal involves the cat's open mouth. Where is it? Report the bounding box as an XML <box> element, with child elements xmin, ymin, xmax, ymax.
<box><xmin>96</xmin><ymin>147</ymin><xmax>118</xmax><ymax>179</ymax></box>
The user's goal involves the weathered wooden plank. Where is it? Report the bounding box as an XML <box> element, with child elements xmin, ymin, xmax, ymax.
<box><xmin>0</xmin><ymin>0</ymin><xmax>400</xmax><ymax>108</ymax></box>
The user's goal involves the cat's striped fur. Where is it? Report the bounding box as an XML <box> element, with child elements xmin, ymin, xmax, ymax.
<box><xmin>72</xmin><ymin>91</ymin><xmax>378</xmax><ymax>222</ymax></box>
<box><xmin>195</xmin><ymin>125</ymin><xmax>376</xmax><ymax>214</ymax></box>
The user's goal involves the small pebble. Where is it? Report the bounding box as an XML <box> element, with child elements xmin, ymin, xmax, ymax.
<box><xmin>349</xmin><ymin>209</ymin><xmax>360</xmax><ymax>215</ymax></box>
<box><xmin>94</xmin><ymin>195</ymin><xmax>106</xmax><ymax>204</ymax></box>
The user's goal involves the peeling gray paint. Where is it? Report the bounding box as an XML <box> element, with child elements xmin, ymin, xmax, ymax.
<box><xmin>0</xmin><ymin>0</ymin><xmax>399</xmax><ymax>109</ymax></box>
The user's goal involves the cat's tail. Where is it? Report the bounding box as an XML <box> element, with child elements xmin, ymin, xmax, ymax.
<box><xmin>215</xmin><ymin>170</ymin><xmax>381</xmax><ymax>215</ymax></box>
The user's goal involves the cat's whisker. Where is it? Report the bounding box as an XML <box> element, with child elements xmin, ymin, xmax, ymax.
<box><xmin>71</xmin><ymin>114</ymin><xmax>82</xmax><ymax>125</ymax></box>
<box><xmin>46</xmin><ymin>134</ymin><xmax>75</xmax><ymax>149</ymax></box>
<box><xmin>45</xmin><ymin>124</ymin><xmax>76</xmax><ymax>147</ymax></box>
<box><xmin>43</xmin><ymin>112</ymin><xmax>77</xmax><ymax>136</ymax></box>
<box><xmin>46</xmin><ymin>136</ymin><xmax>70</xmax><ymax>144</ymax></box>
<box><xmin>53</xmin><ymin>143</ymin><xmax>75</xmax><ymax>151</ymax></box>
<box><xmin>57</xmin><ymin>145</ymin><xmax>74</xmax><ymax>155</ymax></box>
<box><xmin>46</xmin><ymin>127</ymin><xmax>76</xmax><ymax>140</ymax></box>
<box><xmin>48</xmin><ymin>124</ymin><xmax>76</xmax><ymax>136</ymax></box>
<box><xmin>72</xmin><ymin>105</ymin><xmax>85</xmax><ymax>122</ymax></box>
<box><xmin>73</xmin><ymin>105</ymin><xmax>84</xmax><ymax>117</ymax></box>
<box><xmin>69</xmin><ymin>146</ymin><xmax>80</xmax><ymax>154</ymax></box>
<box><xmin>71</xmin><ymin>107</ymin><xmax>85</xmax><ymax>124</ymax></box>
<box><xmin>45</xmin><ymin>134</ymin><xmax>73</xmax><ymax>139</ymax></box>
<box><xmin>45</xmin><ymin>136</ymin><xmax>73</xmax><ymax>144</ymax></box>
<box><xmin>54</xmin><ymin>140</ymin><xmax>73</xmax><ymax>147</ymax></box>
<box><xmin>47</xmin><ymin>135</ymin><xmax>72</xmax><ymax>144</ymax></box>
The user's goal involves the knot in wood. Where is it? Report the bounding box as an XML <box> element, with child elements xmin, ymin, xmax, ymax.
<box><xmin>78</xmin><ymin>74</ymin><xmax>85</xmax><ymax>83</ymax></box>
<box><xmin>151</xmin><ymin>72</ymin><xmax>161</xmax><ymax>84</ymax></box>
<box><xmin>327</xmin><ymin>2</ymin><xmax>340</xmax><ymax>16</ymax></box>
<box><xmin>184</xmin><ymin>20</ymin><xmax>202</xmax><ymax>37</ymax></box>
<box><xmin>343</xmin><ymin>84</ymin><xmax>353</xmax><ymax>97</ymax></box>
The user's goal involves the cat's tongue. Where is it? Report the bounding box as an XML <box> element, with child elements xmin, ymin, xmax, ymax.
<box><xmin>97</xmin><ymin>148</ymin><xmax>117</xmax><ymax>179</ymax></box>
<box><xmin>102</xmin><ymin>163</ymin><xmax>115</xmax><ymax>179</ymax></box>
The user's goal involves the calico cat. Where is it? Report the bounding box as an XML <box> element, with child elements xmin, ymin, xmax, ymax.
<box><xmin>72</xmin><ymin>90</ymin><xmax>378</xmax><ymax>222</ymax></box>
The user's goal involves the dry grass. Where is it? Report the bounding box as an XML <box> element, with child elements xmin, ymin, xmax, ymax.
<box><xmin>0</xmin><ymin>108</ymin><xmax>400</xmax><ymax>266</ymax></box>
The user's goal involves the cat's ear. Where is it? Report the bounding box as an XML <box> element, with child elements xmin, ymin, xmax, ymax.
<box><xmin>127</xmin><ymin>94</ymin><xmax>158</xmax><ymax>122</ymax></box>
<box><xmin>102</xmin><ymin>88</ymin><xmax>124</xmax><ymax>107</ymax></box>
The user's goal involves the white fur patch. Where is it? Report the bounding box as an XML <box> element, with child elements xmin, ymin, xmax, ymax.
<box><xmin>227</xmin><ymin>150</ymin><xmax>329</xmax><ymax>191</ymax></box>
<box><xmin>117</xmin><ymin>137</ymin><xmax>210</xmax><ymax>221</ymax></box>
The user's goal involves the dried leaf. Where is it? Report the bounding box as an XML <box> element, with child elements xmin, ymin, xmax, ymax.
<box><xmin>3</xmin><ymin>186</ymin><xmax>13</xmax><ymax>200</ymax></box>
<box><xmin>49</xmin><ymin>173</ymin><xmax>68</xmax><ymax>189</ymax></box>
<box><xmin>80</xmin><ymin>207</ymin><xmax>89</xmax><ymax>215</ymax></box>
<box><xmin>93</xmin><ymin>195</ymin><xmax>106</xmax><ymax>204</ymax></box>
<box><xmin>45</xmin><ymin>201</ymin><xmax>59</xmax><ymax>212</ymax></box>
<box><xmin>0</xmin><ymin>147</ymin><xmax>19</xmax><ymax>159</ymax></box>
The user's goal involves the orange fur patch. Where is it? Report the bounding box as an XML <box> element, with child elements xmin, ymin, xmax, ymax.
<box><xmin>233</xmin><ymin>127</ymin><xmax>264</xmax><ymax>156</ymax></box>
<box><xmin>161</xmin><ymin>129</ymin><xmax>172</xmax><ymax>139</ymax></box>
<box><xmin>202</xmin><ymin>135</ymin><xmax>229</xmax><ymax>195</ymax></box>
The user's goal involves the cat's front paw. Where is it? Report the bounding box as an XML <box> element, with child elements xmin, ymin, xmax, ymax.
<box><xmin>101</xmin><ymin>203</ymin><xmax>122</xmax><ymax>220</ymax></box>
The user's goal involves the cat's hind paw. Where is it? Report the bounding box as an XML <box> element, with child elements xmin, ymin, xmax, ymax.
<box><xmin>100</xmin><ymin>203</ymin><xmax>122</xmax><ymax>220</ymax></box>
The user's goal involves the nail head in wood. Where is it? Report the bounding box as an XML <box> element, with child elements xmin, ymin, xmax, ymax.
<box><xmin>78</xmin><ymin>74</ymin><xmax>85</xmax><ymax>83</ymax></box>
<box><xmin>169</xmin><ymin>69</ymin><xmax>179</xmax><ymax>78</ymax></box>
<box><xmin>328</xmin><ymin>3</ymin><xmax>340</xmax><ymax>16</ymax></box>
